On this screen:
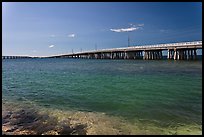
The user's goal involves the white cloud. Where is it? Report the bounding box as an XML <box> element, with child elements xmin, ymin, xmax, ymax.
<box><xmin>32</xmin><ymin>50</ymin><xmax>37</xmax><ymax>53</ymax></box>
<box><xmin>49</xmin><ymin>45</ymin><xmax>55</xmax><ymax>48</ymax></box>
<box><xmin>110</xmin><ymin>27</ymin><xmax>140</xmax><ymax>32</ymax></box>
<box><xmin>68</xmin><ymin>34</ymin><xmax>76</xmax><ymax>38</ymax></box>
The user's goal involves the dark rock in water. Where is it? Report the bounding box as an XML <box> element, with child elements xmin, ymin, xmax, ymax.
<box><xmin>59</xmin><ymin>125</ymin><xmax>74</xmax><ymax>135</ymax></box>
<box><xmin>41</xmin><ymin>130</ymin><xmax>59</xmax><ymax>135</ymax></box>
<box><xmin>2</xmin><ymin>119</ymin><xmax>10</xmax><ymax>124</ymax></box>
<box><xmin>2</xmin><ymin>118</ymin><xmax>10</xmax><ymax>124</ymax></box>
<box><xmin>35</xmin><ymin>124</ymin><xmax>56</xmax><ymax>135</ymax></box>
<box><xmin>2</xmin><ymin>111</ymin><xmax>13</xmax><ymax>124</ymax></box>
<box><xmin>2</xmin><ymin>111</ymin><xmax>12</xmax><ymax>119</ymax></box>
<box><xmin>2</xmin><ymin>131</ymin><xmax>13</xmax><ymax>135</ymax></box>
<box><xmin>9</xmin><ymin>109</ymin><xmax>39</xmax><ymax>126</ymax></box>
<box><xmin>10</xmin><ymin>113</ymin><xmax>21</xmax><ymax>119</ymax></box>
<box><xmin>5</xmin><ymin>125</ymin><xmax>18</xmax><ymax>132</ymax></box>
<box><xmin>72</xmin><ymin>124</ymin><xmax>87</xmax><ymax>135</ymax></box>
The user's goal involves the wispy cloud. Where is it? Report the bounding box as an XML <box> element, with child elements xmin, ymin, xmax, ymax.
<box><xmin>110</xmin><ymin>24</ymin><xmax>144</xmax><ymax>33</ymax></box>
<box><xmin>129</xmin><ymin>23</ymin><xmax>144</xmax><ymax>27</ymax></box>
<box><xmin>160</xmin><ymin>29</ymin><xmax>169</xmax><ymax>33</ymax></box>
<box><xmin>138</xmin><ymin>24</ymin><xmax>144</xmax><ymax>27</ymax></box>
<box><xmin>49</xmin><ymin>45</ymin><xmax>55</xmax><ymax>48</ymax></box>
<box><xmin>32</xmin><ymin>50</ymin><xmax>37</xmax><ymax>53</ymax></box>
<box><xmin>68</xmin><ymin>34</ymin><xmax>76</xmax><ymax>38</ymax></box>
<box><xmin>110</xmin><ymin>27</ymin><xmax>140</xmax><ymax>32</ymax></box>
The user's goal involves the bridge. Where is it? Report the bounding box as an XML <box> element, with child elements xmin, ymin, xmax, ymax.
<box><xmin>48</xmin><ymin>41</ymin><xmax>202</xmax><ymax>60</ymax></box>
<box><xmin>2</xmin><ymin>56</ymin><xmax>32</xmax><ymax>59</ymax></box>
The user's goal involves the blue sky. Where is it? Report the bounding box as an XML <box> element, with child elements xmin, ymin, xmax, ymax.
<box><xmin>2</xmin><ymin>2</ymin><xmax>202</xmax><ymax>56</ymax></box>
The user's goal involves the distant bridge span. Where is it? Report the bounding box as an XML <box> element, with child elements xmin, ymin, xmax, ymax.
<box><xmin>2</xmin><ymin>56</ymin><xmax>32</xmax><ymax>59</ymax></box>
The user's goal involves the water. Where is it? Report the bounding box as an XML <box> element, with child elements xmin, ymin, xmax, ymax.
<box><xmin>2</xmin><ymin>58</ymin><xmax>202</xmax><ymax>135</ymax></box>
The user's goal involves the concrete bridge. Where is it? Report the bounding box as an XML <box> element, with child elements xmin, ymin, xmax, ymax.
<box><xmin>48</xmin><ymin>41</ymin><xmax>202</xmax><ymax>60</ymax></box>
<box><xmin>2</xmin><ymin>56</ymin><xmax>32</xmax><ymax>59</ymax></box>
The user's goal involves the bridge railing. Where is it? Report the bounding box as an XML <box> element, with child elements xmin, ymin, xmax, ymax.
<box><xmin>129</xmin><ymin>41</ymin><xmax>202</xmax><ymax>49</ymax></box>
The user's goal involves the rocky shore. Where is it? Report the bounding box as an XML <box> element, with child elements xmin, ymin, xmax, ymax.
<box><xmin>2</xmin><ymin>108</ymin><xmax>87</xmax><ymax>135</ymax></box>
<box><xmin>2</xmin><ymin>104</ymin><xmax>202</xmax><ymax>135</ymax></box>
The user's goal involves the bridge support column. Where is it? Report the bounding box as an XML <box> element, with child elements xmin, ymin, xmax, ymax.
<box><xmin>193</xmin><ymin>49</ymin><xmax>197</xmax><ymax>60</ymax></box>
<box><xmin>147</xmin><ymin>51</ymin><xmax>150</xmax><ymax>59</ymax></box>
<box><xmin>167</xmin><ymin>49</ymin><xmax>170</xmax><ymax>59</ymax></box>
<box><xmin>139</xmin><ymin>51</ymin><xmax>142</xmax><ymax>59</ymax></box>
<box><xmin>146</xmin><ymin>51</ymin><xmax>149</xmax><ymax>60</ymax></box>
<box><xmin>177</xmin><ymin>50</ymin><xmax>180</xmax><ymax>60</ymax></box>
<box><xmin>183</xmin><ymin>50</ymin><xmax>186</xmax><ymax>60</ymax></box>
<box><xmin>187</xmin><ymin>50</ymin><xmax>189</xmax><ymax>60</ymax></box>
<box><xmin>190</xmin><ymin>50</ymin><xmax>193</xmax><ymax>59</ymax></box>
<box><xmin>124</xmin><ymin>51</ymin><xmax>127</xmax><ymax>59</ymax></box>
<box><xmin>121</xmin><ymin>52</ymin><xmax>125</xmax><ymax>59</ymax></box>
<box><xmin>144</xmin><ymin>51</ymin><xmax>147</xmax><ymax>60</ymax></box>
<box><xmin>143</xmin><ymin>50</ymin><xmax>162</xmax><ymax>60</ymax></box>
<box><xmin>170</xmin><ymin>50</ymin><xmax>174</xmax><ymax>59</ymax></box>
<box><xmin>174</xmin><ymin>48</ymin><xmax>177</xmax><ymax>60</ymax></box>
<box><xmin>134</xmin><ymin>51</ymin><xmax>142</xmax><ymax>59</ymax></box>
<box><xmin>167</xmin><ymin>49</ymin><xmax>174</xmax><ymax>59</ymax></box>
<box><xmin>180</xmin><ymin>50</ymin><xmax>183</xmax><ymax>60</ymax></box>
<box><xmin>110</xmin><ymin>52</ymin><xmax>113</xmax><ymax>59</ymax></box>
<box><xmin>159</xmin><ymin>50</ymin><xmax>162</xmax><ymax>59</ymax></box>
<box><xmin>143</xmin><ymin>51</ymin><xmax>145</xmax><ymax>60</ymax></box>
<box><xmin>149</xmin><ymin>51</ymin><xmax>152</xmax><ymax>60</ymax></box>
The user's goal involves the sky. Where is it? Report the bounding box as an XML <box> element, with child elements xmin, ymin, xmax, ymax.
<box><xmin>2</xmin><ymin>2</ymin><xmax>202</xmax><ymax>56</ymax></box>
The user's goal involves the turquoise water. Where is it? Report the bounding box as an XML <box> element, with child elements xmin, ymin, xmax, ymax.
<box><xmin>2</xmin><ymin>59</ymin><xmax>202</xmax><ymax>134</ymax></box>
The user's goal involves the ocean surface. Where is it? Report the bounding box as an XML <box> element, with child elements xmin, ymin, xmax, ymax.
<box><xmin>2</xmin><ymin>58</ymin><xmax>202</xmax><ymax>135</ymax></box>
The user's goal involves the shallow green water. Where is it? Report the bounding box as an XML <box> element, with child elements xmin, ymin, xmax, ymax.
<box><xmin>2</xmin><ymin>58</ymin><xmax>202</xmax><ymax>134</ymax></box>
